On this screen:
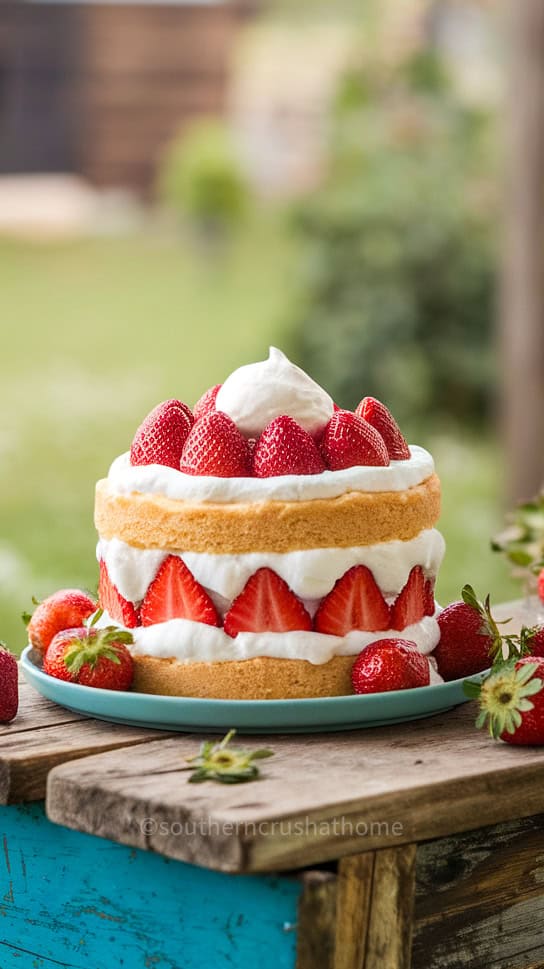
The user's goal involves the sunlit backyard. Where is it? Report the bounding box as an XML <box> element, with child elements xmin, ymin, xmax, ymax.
<box><xmin>1</xmin><ymin>224</ymin><xmax>517</xmax><ymax>652</ymax></box>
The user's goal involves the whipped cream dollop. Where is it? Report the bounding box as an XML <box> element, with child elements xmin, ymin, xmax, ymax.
<box><xmin>97</xmin><ymin>529</ymin><xmax>445</xmax><ymax>607</ymax></box>
<box><xmin>96</xmin><ymin>610</ymin><xmax>442</xmax><ymax>667</ymax></box>
<box><xmin>105</xmin><ymin>444</ymin><xmax>434</xmax><ymax>504</ymax></box>
<box><xmin>215</xmin><ymin>347</ymin><xmax>334</xmax><ymax>437</ymax></box>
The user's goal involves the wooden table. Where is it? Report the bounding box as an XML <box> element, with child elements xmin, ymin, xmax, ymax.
<box><xmin>3</xmin><ymin>607</ymin><xmax>544</xmax><ymax>969</ymax></box>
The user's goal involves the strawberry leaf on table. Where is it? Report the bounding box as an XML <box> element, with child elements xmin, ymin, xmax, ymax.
<box><xmin>182</xmin><ymin>730</ymin><xmax>274</xmax><ymax>784</ymax></box>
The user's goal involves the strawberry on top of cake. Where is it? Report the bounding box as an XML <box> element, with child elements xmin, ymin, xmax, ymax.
<box><xmin>94</xmin><ymin>348</ymin><xmax>444</xmax><ymax>699</ymax></box>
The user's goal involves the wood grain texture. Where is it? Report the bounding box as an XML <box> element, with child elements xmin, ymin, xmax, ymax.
<box><xmin>334</xmin><ymin>853</ymin><xmax>374</xmax><ymax>969</ymax></box>
<box><xmin>0</xmin><ymin>681</ymin><xmax>172</xmax><ymax>804</ymax></box>
<box><xmin>413</xmin><ymin>815</ymin><xmax>544</xmax><ymax>969</ymax></box>
<box><xmin>45</xmin><ymin>701</ymin><xmax>544</xmax><ymax>873</ymax></box>
<box><xmin>296</xmin><ymin>870</ymin><xmax>337</xmax><ymax>969</ymax></box>
<box><xmin>365</xmin><ymin>845</ymin><xmax>416</xmax><ymax>969</ymax></box>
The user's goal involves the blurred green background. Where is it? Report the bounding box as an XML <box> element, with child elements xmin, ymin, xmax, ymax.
<box><xmin>0</xmin><ymin>2</ymin><xmax>519</xmax><ymax>652</ymax></box>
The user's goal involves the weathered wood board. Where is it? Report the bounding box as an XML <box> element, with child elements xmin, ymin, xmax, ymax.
<box><xmin>0</xmin><ymin>680</ymin><xmax>172</xmax><ymax>804</ymax></box>
<box><xmin>46</xmin><ymin>703</ymin><xmax>544</xmax><ymax>873</ymax></box>
<box><xmin>412</xmin><ymin>815</ymin><xmax>544</xmax><ymax>969</ymax></box>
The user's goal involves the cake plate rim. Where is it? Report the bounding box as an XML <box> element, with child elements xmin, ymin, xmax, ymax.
<box><xmin>20</xmin><ymin>645</ymin><xmax>485</xmax><ymax>735</ymax></box>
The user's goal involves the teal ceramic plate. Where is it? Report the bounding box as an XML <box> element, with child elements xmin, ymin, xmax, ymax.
<box><xmin>21</xmin><ymin>645</ymin><xmax>483</xmax><ymax>734</ymax></box>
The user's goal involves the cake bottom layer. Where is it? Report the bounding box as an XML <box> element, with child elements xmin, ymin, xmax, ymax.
<box><xmin>132</xmin><ymin>652</ymin><xmax>442</xmax><ymax>699</ymax></box>
<box><xmin>133</xmin><ymin>653</ymin><xmax>358</xmax><ymax>699</ymax></box>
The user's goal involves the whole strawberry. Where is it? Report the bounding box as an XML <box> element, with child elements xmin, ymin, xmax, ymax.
<box><xmin>130</xmin><ymin>399</ymin><xmax>194</xmax><ymax>470</ymax></box>
<box><xmin>538</xmin><ymin>569</ymin><xmax>544</xmax><ymax>604</ymax></box>
<box><xmin>180</xmin><ymin>411</ymin><xmax>251</xmax><ymax>477</ymax></box>
<box><xmin>25</xmin><ymin>589</ymin><xmax>97</xmax><ymax>656</ymax></box>
<box><xmin>356</xmin><ymin>397</ymin><xmax>410</xmax><ymax>460</ymax></box>
<box><xmin>472</xmin><ymin>657</ymin><xmax>544</xmax><ymax>745</ymax></box>
<box><xmin>253</xmin><ymin>415</ymin><xmax>325</xmax><ymax>477</ymax></box>
<box><xmin>193</xmin><ymin>384</ymin><xmax>221</xmax><ymax>422</ymax></box>
<box><xmin>351</xmin><ymin>639</ymin><xmax>430</xmax><ymax>694</ymax></box>
<box><xmin>526</xmin><ymin>627</ymin><xmax>544</xmax><ymax>657</ymax></box>
<box><xmin>44</xmin><ymin>626</ymin><xmax>134</xmax><ymax>691</ymax></box>
<box><xmin>0</xmin><ymin>645</ymin><xmax>18</xmax><ymax>723</ymax></box>
<box><xmin>320</xmin><ymin>410</ymin><xmax>389</xmax><ymax>470</ymax></box>
<box><xmin>433</xmin><ymin>586</ymin><xmax>499</xmax><ymax>681</ymax></box>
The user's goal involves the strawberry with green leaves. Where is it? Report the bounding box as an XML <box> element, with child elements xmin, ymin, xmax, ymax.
<box><xmin>466</xmin><ymin>657</ymin><xmax>544</xmax><ymax>745</ymax></box>
<box><xmin>433</xmin><ymin>585</ymin><xmax>503</xmax><ymax>681</ymax></box>
<box><xmin>43</xmin><ymin>618</ymin><xmax>134</xmax><ymax>691</ymax></box>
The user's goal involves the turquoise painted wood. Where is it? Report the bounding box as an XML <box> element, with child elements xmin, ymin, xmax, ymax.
<box><xmin>0</xmin><ymin>803</ymin><xmax>301</xmax><ymax>969</ymax></box>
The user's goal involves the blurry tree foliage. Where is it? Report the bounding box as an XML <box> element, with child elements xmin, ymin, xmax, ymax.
<box><xmin>290</xmin><ymin>46</ymin><xmax>497</xmax><ymax>428</ymax></box>
<box><xmin>158</xmin><ymin>119</ymin><xmax>249</xmax><ymax>237</ymax></box>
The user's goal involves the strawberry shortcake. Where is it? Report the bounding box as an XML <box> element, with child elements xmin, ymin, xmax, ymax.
<box><xmin>94</xmin><ymin>348</ymin><xmax>444</xmax><ymax>698</ymax></box>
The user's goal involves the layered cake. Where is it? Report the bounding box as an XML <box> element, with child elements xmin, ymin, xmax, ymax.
<box><xmin>95</xmin><ymin>348</ymin><xmax>444</xmax><ymax>699</ymax></box>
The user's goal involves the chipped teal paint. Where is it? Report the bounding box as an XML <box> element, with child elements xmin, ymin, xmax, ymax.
<box><xmin>0</xmin><ymin>803</ymin><xmax>300</xmax><ymax>969</ymax></box>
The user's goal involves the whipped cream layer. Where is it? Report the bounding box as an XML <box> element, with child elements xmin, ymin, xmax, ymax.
<box><xmin>97</xmin><ymin>610</ymin><xmax>441</xmax><ymax>667</ymax></box>
<box><xmin>215</xmin><ymin>347</ymin><xmax>334</xmax><ymax>437</ymax></box>
<box><xmin>106</xmin><ymin>445</ymin><xmax>434</xmax><ymax>505</ymax></box>
<box><xmin>97</xmin><ymin>528</ymin><xmax>445</xmax><ymax>607</ymax></box>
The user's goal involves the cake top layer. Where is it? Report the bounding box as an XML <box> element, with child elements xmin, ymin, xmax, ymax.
<box><xmin>107</xmin><ymin>346</ymin><xmax>430</xmax><ymax>497</ymax></box>
<box><xmin>106</xmin><ymin>445</ymin><xmax>434</xmax><ymax>503</ymax></box>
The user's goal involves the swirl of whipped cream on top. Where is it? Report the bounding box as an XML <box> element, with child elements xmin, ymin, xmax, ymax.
<box><xmin>106</xmin><ymin>445</ymin><xmax>434</xmax><ymax>504</ymax></box>
<box><xmin>215</xmin><ymin>346</ymin><xmax>334</xmax><ymax>437</ymax></box>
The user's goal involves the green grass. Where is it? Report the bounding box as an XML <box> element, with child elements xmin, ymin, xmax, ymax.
<box><xmin>0</xmin><ymin>223</ymin><xmax>518</xmax><ymax>653</ymax></box>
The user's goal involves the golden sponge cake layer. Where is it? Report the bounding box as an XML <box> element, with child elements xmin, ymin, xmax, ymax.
<box><xmin>95</xmin><ymin>472</ymin><xmax>440</xmax><ymax>554</ymax></box>
<box><xmin>133</xmin><ymin>653</ymin><xmax>355</xmax><ymax>699</ymax></box>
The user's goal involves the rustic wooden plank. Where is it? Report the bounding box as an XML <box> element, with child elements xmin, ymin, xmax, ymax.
<box><xmin>412</xmin><ymin>815</ymin><xmax>544</xmax><ymax>969</ymax></box>
<box><xmin>365</xmin><ymin>845</ymin><xmax>416</xmax><ymax>969</ymax></box>
<box><xmin>0</xmin><ymin>674</ymin><xmax>174</xmax><ymax>803</ymax></box>
<box><xmin>296</xmin><ymin>870</ymin><xmax>337</xmax><ymax>969</ymax></box>
<box><xmin>0</xmin><ymin>679</ymin><xmax>84</xmax><ymax>734</ymax></box>
<box><xmin>45</xmin><ymin>701</ymin><xmax>544</xmax><ymax>873</ymax></box>
<box><xmin>334</xmin><ymin>853</ymin><xmax>374</xmax><ymax>969</ymax></box>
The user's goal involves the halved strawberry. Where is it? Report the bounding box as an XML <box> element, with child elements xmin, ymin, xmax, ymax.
<box><xmin>223</xmin><ymin>568</ymin><xmax>312</xmax><ymax>637</ymax></box>
<box><xmin>194</xmin><ymin>384</ymin><xmax>222</xmax><ymax>422</ymax></box>
<box><xmin>98</xmin><ymin>561</ymin><xmax>139</xmax><ymax>628</ymax></box>
<box><xmin>390</xmin><ymin>566</ymin><xmax>426</xmax><ymax>630</ymax></box>
<box><xmin>253</xmin><ymin>415</ymin><xmax>325</xmax><ymax>477</ymax></box>
<box><xmin>130</xmin><ymin>399</ymin><xmax>194</xmax><ymax>470</ymax></box>
<box><xmin>140</xmin><ymin>555</ymin><xmax>219</xmax><ymax>627</ymax></box>
<box><xmin>320</xmin><ymin>410</ymin><xmax>389</xmax><ymax>470</ymax></box>
<box><xmin>314</xmin><ymin>566</ymin><xmax>391</xmax><ymax>636</ymax></box>
<box><xmin>424</xmin><ymin>578</ymin><xmax>436</xmax><ymax>616</ymax></box>
<box><xmin>180</xmin><ymin>411</ymin><xmax>251</xmax><ymax>477</ymax></box>
<box><xmin>356</xmin><ymin>397</ymin><xmax>410</xmax><ymax>460</ymax></box>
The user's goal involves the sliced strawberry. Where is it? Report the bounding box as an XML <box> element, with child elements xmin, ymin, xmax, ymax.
<box><xmin>98</xmin><ymin>561</ymin><xmax>139</xmax><ymax>628</ymax></box>
<box><xmin>194</xmin><ymin>384</ymin><xmax>222</xmax><ymax>422</ymax></box>
<box><xmin>356</xmin><ymin>397</ymin><xmax>410</xmax><ymax>460</ymax></box>
<box><xmin>253</xmin><ymin>415</ymin><xmax>325</xmax><ymax>477</ymax></box>
<box><xmin>223</xmin><ymin>568</ymin><xmax>312</xmax><ymax>637</ymax></box>
<box><xmin>390</xmin><ymin>566</ymin><xmax>426</xmax><ymax>630</ymax></box>
<box><xmin>320</xmin><ymin>410</ymin><xmax>389</xmax><ymax>471</ymax></box>
<box><xmin>140</xmin><ymin>555</ymin><xmax>219</xmax><ymax>627</ymax></box>
<box><xmin>314</xmin><ymin>566</ymin><xmax>391</xmax><ymax>636</ymax></box>
<box><xmin>424</xmin><ymin>578</ymin><xmax>436</xmax><ymax>616</ymax></box>
<box><xmin>180</xmin><ymin>411</ymin><xmax>251</xmax><ymax>477</ymax></box>
<box><xmin>130</xmin><ymin>399</ymin><xmax>194</xmax><ymax>470</ymax></box>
